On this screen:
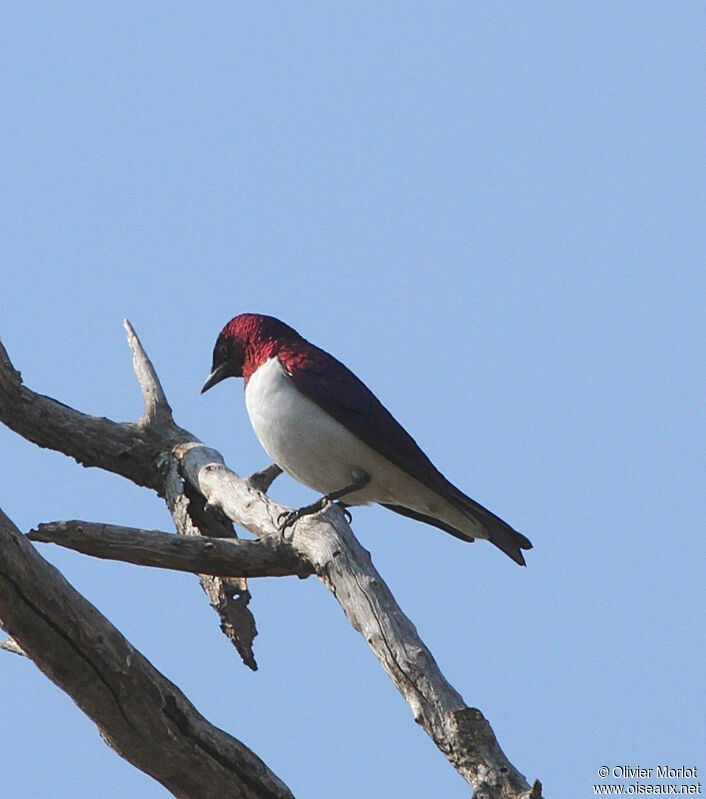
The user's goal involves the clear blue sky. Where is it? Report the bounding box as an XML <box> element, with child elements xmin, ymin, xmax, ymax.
<box><xmin>1</xmin><ymin>4</ymin><xmax>704</xmax><ymax>797</ymax></box>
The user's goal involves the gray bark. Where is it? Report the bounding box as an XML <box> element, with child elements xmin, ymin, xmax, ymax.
<box><xmin>0</xmin><ymin>508</ymin><xmax>294</xmax><ymax>799</ymax></box>
<box><xmin>29</xmin><ymin>520</ymin><xmax>314</xmax><ymax>578</ymax></box>
<box><xmin>0</xmin><ymin>322</ymin><xmax>258</xmax><ymax>669</ymax></box>
<box><xmin>0</xmin><ymin>324</ymin><xmax>543</xmax><ymax>799</ymax></box>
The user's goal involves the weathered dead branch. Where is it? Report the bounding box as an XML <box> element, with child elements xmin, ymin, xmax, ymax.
<box><xmin>0</xmin><ymin>326</ymin><xmax>542</xmax><ymax>799</ymax></box>
<box><xmin>0</xmin><ymin>508</ymin><xmax>294</xmax><ymax>799</ymax></box>
<box><xmin>28</xmin><ymin>520</ymin><xmax>314</xmax><ymax>578</ymax></box>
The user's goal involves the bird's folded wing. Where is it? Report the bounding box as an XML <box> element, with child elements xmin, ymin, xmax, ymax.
<box><xmin>279</xmin><ymin>344</ymin><xmax>452</xmax><ymax>492</ymax></box>
<box><xmin>279</xmin><ymin>343</ymin><xmax>532</xmax><ymax>565</ymax></box>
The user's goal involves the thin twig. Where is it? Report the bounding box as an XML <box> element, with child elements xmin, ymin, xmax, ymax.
<box><xmin>247</xmin><ymin>463</ymin><xmax>283</xmax><ymax>493</ymax></box>
<box><xmin>123</xmin><ymin>319</ymin><xmax>173</xmax><ymax>427</ymax></box>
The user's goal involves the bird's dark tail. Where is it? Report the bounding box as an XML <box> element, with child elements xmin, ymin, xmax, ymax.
<box><xmin>445</xmin><ymin>485</ymin><xmax>533</xmax><ymax>566</ymax></box>
<box><xmin>483</xmin><ymin>514</ymin><xmax>533</xmax><ymax>566</ymax></box>
<box><xmin>382</xmin><ymin>497</ymin><xmax>532</xmax><ymax>566</ymax></box>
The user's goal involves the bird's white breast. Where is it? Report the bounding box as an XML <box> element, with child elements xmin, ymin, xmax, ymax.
<box><xmin>244</xmin><ymin>357</ymin><xmax>481</xmax><ymax>535</ymax></box>
<box><xmin>244</xmin><ymin>357</ymin><xmax>379</xmax><ymax>499</ymax></box>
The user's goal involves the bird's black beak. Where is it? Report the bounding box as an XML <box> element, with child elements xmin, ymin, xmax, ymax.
<box><xmin>201</xmin><ymin>363</ymin><xmax>229</xmax><ymax>394</ymax></box>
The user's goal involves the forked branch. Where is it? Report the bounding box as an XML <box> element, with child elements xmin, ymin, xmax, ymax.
<box><xmin>0</xmin><ymin>326</ymin><xmax>542</xmax><ymax>799</ymax></box>
<box><xmin>0</xmin><ymin>324</ymin><xmax>259</xmax><ymax>670</ymax></box>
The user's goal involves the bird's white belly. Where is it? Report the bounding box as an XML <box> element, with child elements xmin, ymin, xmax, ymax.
<box><xmin>244</xmin><ymin>357</ymin><xmax>443</xmax><ymax>512</ymax></box>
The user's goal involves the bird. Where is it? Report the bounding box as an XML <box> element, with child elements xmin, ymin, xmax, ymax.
<box><xmin>201</xmin><ymin>313</ymin><xmax>532</xmax><ymax>565</ymax></box>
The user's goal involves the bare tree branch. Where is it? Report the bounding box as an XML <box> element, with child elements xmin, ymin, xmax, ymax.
<box><xmin>164</xmin><ymin>454</ymin><xmax>259</xmax><ymax>670</ymax></box>
<box><xmin>123</xmin><ymin>317</ymin><xmax>260</xmax><ymax>669</ymax></box>
<box><xmin>124</xmin><ymin>318</ymin><xmax>173</xmax><ymax>427</ymax></box>
<box><xmin>247</xmin><ymin>463</ymin><xmax>284</xmax><ymax>494</ymax></box>
<box><xmin>28</xmin><ymin>520</ymin><xmax>314</xmax><ymax>578</ymax></box>
<box><xmin>179</xmin><ymin>447</ymin><xmax>539</xmax><ymax>799</ymax></box>
<box><xmin>0</xmin><ymin>329</ymin><xmax>543</xmax><ymax>798</ymax></box>
<box><xmin>0</xmin><ymin>507</ymin><xmax>294</xmax><ymax>799</ymax></box>
<box><xmin>0</xmin><ymin>331</ymin><xmax>258</xmax><ymax>670</ymax></box>
<box><xmin>0</xmin><ymin>337</ymin><xmax>164</xmax><ymax>491</ymax></box>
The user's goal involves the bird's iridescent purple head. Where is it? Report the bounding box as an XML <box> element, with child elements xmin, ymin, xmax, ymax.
<box><xmin>201</xmin><ymin>313</ymin><xmax>304</xmax><ymax>392</ymax></box>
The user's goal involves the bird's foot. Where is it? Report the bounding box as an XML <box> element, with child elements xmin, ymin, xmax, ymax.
<box><xmin>277</xmin><ymin>497</ymin><xmax>329</xmax><ymax>538</ymax></box>
<box><xmin>276</xmin><ymin>470</ymin><xmax>369</xmax><ymax>537</ymax></box>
